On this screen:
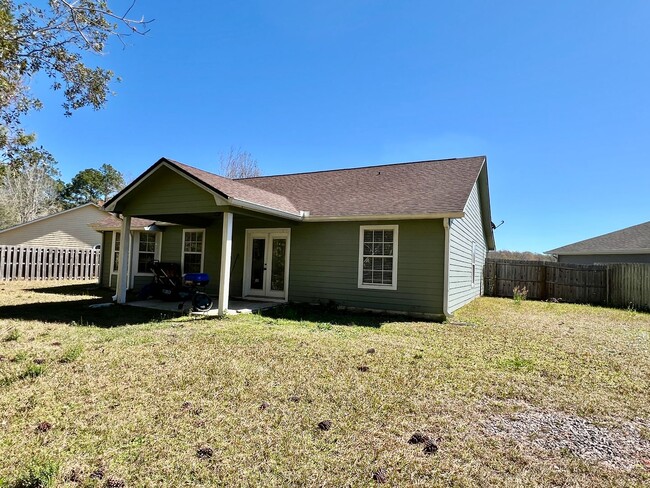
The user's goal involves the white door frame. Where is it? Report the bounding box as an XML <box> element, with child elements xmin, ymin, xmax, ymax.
<box><xmin>242</xmin><ymin>228</ymin><xmax>291</xmax><ymax>301</ymax></box>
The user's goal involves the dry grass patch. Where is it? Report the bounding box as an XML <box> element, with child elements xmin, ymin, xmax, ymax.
<box><xmin>0</xmin><ymin>281</ymin><xmax>649</xmax><ymax>486</ymax></box>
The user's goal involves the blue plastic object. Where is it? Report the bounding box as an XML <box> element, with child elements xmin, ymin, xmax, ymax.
<box><xmin>183</xmin><ymin>273</ymin><xmax>210</xmax><ymax>287</ymax></box>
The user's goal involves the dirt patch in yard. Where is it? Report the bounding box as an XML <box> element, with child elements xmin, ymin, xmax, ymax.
<box><xmin>484</xmin><ymin>408</ymin><xmax>650</xmax><ymax>470</ymax></box>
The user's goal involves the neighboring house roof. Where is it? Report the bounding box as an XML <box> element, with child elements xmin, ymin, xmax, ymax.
<box><xmin>89</xmin><ymin>215</ymin><xmax>174</xmax><ymax>231</ymax></box>
<box><xmin>105</xmin><ymin>155</ymin><xmax>491</xmax><ymax>219</ymax></box>
<box><xmin>0</xmin><ymin>203</ymin><xmax>100</xmax><ymax>235</ymax></box>
<box><xmin>0</xmin><ymin>203</ymin><xmax>107</xmax><ymax>248</ymax></box>
<box><xmin>547</xmin><ymin>221</ymin><xmax>650</xmax><ymax>255</ymax></box>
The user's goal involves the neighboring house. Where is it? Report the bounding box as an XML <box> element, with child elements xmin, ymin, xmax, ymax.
<box><xmin>547</xmin><ymin>221</ymin><xmax>650</xmax><ymax>265</ymax></box>
<box><xmin>0</xmin><ymin>203</ymin><xmax>107</xmax><ymax>249</ymax></box>
<box><xmin>101</xmin><ymin>156</ymin><xmax>496</xmax><ymax>319</ymax></box>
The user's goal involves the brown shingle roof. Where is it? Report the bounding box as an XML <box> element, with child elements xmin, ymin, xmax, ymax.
<box><xmin>547</xmin><ymin>221</ymin><xmax>650</xmax><ymax>254</ymax></box>
<box><xmin>170</xmin><ymin>160</ymin><xmax>301</xmax><ymax>216</ymax></box>
<box><xmin>89</xmin><ymin>215</ymin><xmax>169</xmax><ymax>231</ymax></box>
<box><xmin>237</xmin><ymin>156</ymin><xmax>486</xmax><ymax>218</ymax></box>
<box><xmin>105</xmin><ymin>156</ymin><xmax>488</xmax><ymax>221</ymax></box>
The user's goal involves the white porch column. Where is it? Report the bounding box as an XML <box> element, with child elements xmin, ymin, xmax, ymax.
<box><xmin>116</xmin><ymin>215</ymin><xmax>132</xmax><ymax>304</ymax></box>
<box><xmin>218</xmin><ymin>212</ymin><xmax>233</xmax><ymax>315</ymax></box>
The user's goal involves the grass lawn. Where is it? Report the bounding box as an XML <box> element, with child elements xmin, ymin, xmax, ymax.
<box><xmin>0</xmin><ymin>280</ymin><xmax>649</xmax><ymax>487</ymax></box>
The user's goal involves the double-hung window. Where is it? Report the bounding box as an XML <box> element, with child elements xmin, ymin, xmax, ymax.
<box><xmin>136</xmin><ymin>232</ymin><xmax>158</xmax><ymax>273</ymax></box>
<box><xmin>358</xmin><ymin>225</ymin><xmax>398</xmax><ymax>290</ymax></box>
<box><xmin>111</xmin><ymin>232</ymin><xmax>121</xmax><ymax>273</ymax></box>
<box><xmin>182</xmin><ymin>229</ymin><xmax>205</xmax><ymax>274</ymax></box>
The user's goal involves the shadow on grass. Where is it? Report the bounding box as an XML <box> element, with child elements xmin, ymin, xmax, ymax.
<box><xmin>26</xmin><ymin>282</ymin><xmax>106</xmax><ymax>298</ymax></box>
<box><xmin>2</xmin><ymin>285</ymin><xmax>178</xmax><ymax>327</ymax></box>
<box><xmin>260</xmin><ymin>302</ymin><xmax>422</xmax><ymax>327</ymax></box>
<box><xmin>0</xmin><ymin>300</ymin><xmax>178</xmax><ymax>327</ymax></box>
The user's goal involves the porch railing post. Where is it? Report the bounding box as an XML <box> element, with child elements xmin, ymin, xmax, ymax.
<box><xmin>116</xmin><ymin>215</ymin><xmax>132</xmax><ymax>304</ymax></box>
<box><xmin>218</xmin><ymin>212</ymin><xmax>233</xmax><ymax>315</ymax></box>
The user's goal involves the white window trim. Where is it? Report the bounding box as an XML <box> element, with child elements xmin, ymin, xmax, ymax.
<box><xmin>132</xmin><ymin>231</ymin><xmax>162</xmax><ymax>276</ymax></box>
<box><xmin>181</xmin><ymin>228</ymin><xmax>206</xmax><ymax>274</ymax></box>
<box><xmin>110</xmin><ymin>231</ymin><xmax>121</xmax><ymax>275</ymax></box>
<box><xmin>358</xmin><ymin>224</ymin><xmax>398</xmax><ymax>291</ymax></box>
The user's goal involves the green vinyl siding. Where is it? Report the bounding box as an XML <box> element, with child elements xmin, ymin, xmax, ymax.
<box><xmin>103</xmin><ymin>211</ymin><xmax>445</xmax><ymax>316</ymax></box>
<box><xmin>117</xmin><ymin>165</ymin><xmax>218</xmax><ymax>215</ymax></box>
<box><xmin>289</xmin><ymin>220</ymin><xmax>445</xmax><ymax>315</ymax></box>
<box><xmin>100</xmin><ymin>231</ymin><xmax>112</xmax><ymax>287</ymax></box>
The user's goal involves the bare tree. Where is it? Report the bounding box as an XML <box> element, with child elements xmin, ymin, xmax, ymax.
<box><xmin>0</xmin><ymin>157</ymin><xmax>61</xmax><ymax>227</ymax></box>
<box><xmin>488</xmin><ymin>250</ymin><xmax>556</xmax><ymax>262</ymax></box>
<box><xmin>219</xmin><ymin>147</ymin><xmax>261</xmax><ymax>179</ymax></box>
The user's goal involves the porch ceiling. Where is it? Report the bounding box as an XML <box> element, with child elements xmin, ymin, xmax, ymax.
<box><xmin>128</xmin><ymin>206</ymin><xmax>297</xmax><ymax>228</ymax></box>
<box><xmin>130</xmin><ymin>213</ymin><xmax>220</xmax><ymax>228</ymax></box>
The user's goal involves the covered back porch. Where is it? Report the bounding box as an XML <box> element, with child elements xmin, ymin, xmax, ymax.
<box><xmin>103</xmin><ymin>159</ymin><xmax>302</xmax><ymax>315</ymax></box>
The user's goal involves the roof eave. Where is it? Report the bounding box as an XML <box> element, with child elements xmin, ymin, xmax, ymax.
<box><xmin>0</xmin><ymin>203</ymin><xmax>102</xmax><ymax>235</ymax></box>
<box><xmin>474</xmin><ymin>158</ymin><xmax>496</xmax><ymax>251</ymax></box>
<box><xmin>227</xmin><ymin>197</ymin><xmax>303</xmax><ymax>221</ymax></box>
<box><xmin>303</xmin><ymin>212</ymin><xmax>464</xmax><ymax>222</ymax></box>
<box><xmin>547</xmin><ymin>249</ymin><xmax>650</xmax><ymax>256</ymax></box>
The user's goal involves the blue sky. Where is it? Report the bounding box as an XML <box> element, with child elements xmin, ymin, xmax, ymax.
<box><xmin>24</xmin><ymin>0</ymin><xmax>650</xmax><ymax>253</ymax></box>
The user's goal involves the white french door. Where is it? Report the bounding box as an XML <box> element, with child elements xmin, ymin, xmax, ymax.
<box><xmin>243</xmin><ymin>228</ymin><xmax>290</xmax><ymax>300</ymax></box>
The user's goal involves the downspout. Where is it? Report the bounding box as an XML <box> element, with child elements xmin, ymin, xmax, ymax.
<box><xmin>443</xmin><ymin>217</ymin><xmax>450</xmax><ymax>318</ymax></box>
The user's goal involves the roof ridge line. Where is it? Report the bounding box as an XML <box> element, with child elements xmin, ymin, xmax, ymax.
<box><xmin>236</xmin><ymin>156</ymin><xmax>486</xmax><ymax>180</ymax></box>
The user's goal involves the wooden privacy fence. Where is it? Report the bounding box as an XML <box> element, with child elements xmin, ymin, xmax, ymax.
<box><xmin>0</xmin><ymin>245</ymin><xmax>101</xmax><ymax>281</ymax></box>
<box><xmin>484</xmin><ymin>259</ymin><xmax>650</xmax><ymax>311</ymax></box>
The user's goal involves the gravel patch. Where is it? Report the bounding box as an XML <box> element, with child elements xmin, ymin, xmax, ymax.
<box><xmin>484</xmin><ymin>409</ymin><xmax>650</xmax><ymax>470</ymax></box>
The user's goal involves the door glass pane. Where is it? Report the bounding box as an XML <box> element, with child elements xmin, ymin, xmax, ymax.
<box><xmin>250</xmin><ymin>238</ymin><xmax>265</xmax><ymax>290</ymax></box>
<box><xmin>270</xmin><ymin>238</ymin><xmax>286</xmax><ymax>291</ymax></box>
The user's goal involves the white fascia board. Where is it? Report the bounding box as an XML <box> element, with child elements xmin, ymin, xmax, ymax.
<box><xmin>303</xmin><ymin>212</ymin><xmax>464</xmax><ymax>222</ymax></box>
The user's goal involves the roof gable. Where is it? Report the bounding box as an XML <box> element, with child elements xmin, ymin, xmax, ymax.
<box><xmin>104</xmin><ymin>158</ymin><xmax>302</xmax><ymax>219</ymax></box>
<box><xmin>104</xmin><ymin>156</ymin><xmax>493</xmax><ymax>230</ymax></box>
<box><xmin>547</xmin><ymin>221</ymin><xmax>650</xmax><ymax>255</ymax></box>
<box><xmin>0</xmin><ymin>203</ymin><xmax>104</xmax><ymax>235</ymax></box>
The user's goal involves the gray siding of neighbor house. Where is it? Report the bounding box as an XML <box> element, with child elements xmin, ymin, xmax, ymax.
<box><xmin>288</xmin><ymin>219</ymin><xmax>445</xmax><ymax>316</ymax></box>
<box><xmin>557</xmin><ymin>254</ymin><xmax>650</xmax><ymax>265</ymax></box>
<box><xmin>0</xmin><ymin>205</ymin><xmax>105</xmax><ymax>248</ymax></box>
<box><xmin>447</xmin><ymin>182</ymin><xmax>488</xmax><ymax>313</ymax></box>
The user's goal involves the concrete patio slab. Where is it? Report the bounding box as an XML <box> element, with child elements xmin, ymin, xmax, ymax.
<box><xmin>125</xmin><ymin>298</ymin><xmax>280</xmax><ymax>316</ymax></box>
